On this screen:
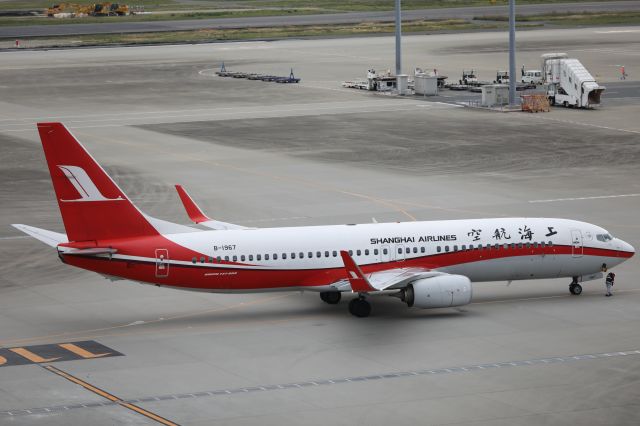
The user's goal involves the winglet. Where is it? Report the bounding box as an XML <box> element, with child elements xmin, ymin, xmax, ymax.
<box><xmin>175</xmin><ymin>184</ymin><xmax>211</xmax><ymax>224</ymax></box>
<box><xmin>340</xmin><ymin>250</ymin><xmax>377</xmax><ymax>293</ymax></box>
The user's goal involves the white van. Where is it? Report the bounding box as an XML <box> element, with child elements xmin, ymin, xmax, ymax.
<box><xmin>522</xmin><ymin>70</ymin><xmax>543</xmax><ymax>85</ymax></box>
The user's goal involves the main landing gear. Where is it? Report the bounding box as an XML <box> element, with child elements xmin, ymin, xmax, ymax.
<box><xmin>569</xmin><ymin>276</ymin><xmax>583</xmax><ymax>295</ymax></box>
<box><xmin>348</xmin><ymin>296</ymin><xmax>371</xmax><ymax>318</ymax></box>
<box><xmin>320</xmin><ymin>291</ymin><xmax>341</xmax><ymax>304</ymax></box>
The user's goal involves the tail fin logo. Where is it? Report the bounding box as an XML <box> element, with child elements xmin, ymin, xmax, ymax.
<box><xmin>58</xmin><ymin>165</ymin><xmax>124</xmax><ymax>202</ymax></box>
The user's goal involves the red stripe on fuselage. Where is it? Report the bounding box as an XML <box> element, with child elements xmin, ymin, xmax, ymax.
<box><xmin>62</xmin><ymin>243</ymin><xmax>629</xmax><ymax>291</ymax></box>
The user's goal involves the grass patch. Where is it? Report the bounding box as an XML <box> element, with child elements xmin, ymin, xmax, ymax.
<box><xmin>476</xmin><ymin>11</ymin><xmax>640</xmax><ymax>26</ymax></box>
<box><xmin>9</xmin><ymin>19</ymin><xmax>544</xmax><ymax>48</ymax></box>
<box><xmin>0</xmin><ymin>0</ymin><xmax>626</xmax><ymax>13</ymax></box>
<box><xmin>0</xmin><ymin>9</ymin><xmax>321</xmax><ymax>27</ymax></box>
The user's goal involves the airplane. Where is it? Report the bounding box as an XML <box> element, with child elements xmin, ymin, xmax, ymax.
<box><xmin>13</xmin><ymin>122</ymin><xmax>635</xmax><ymax>317</ymax></box>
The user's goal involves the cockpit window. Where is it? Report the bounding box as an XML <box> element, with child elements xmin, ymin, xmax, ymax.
<box><xmin>596</xmin><ymin>233</ymin><xmax>613</xmax><ymax>242</ymax></box>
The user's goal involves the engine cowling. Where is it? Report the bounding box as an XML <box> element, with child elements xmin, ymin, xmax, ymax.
<box><xmin>403</xmin><ymin>275</ymin><xmax>473</xmax><ymax>309</ymax></box>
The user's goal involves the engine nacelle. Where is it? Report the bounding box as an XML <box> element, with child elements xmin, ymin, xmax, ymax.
<box><xmin>403</xmin><ymin>275</ymin><xmax>473</xmax><ymax>309</ymax></box>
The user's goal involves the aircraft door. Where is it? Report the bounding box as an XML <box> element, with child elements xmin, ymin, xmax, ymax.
<box><xmin>155</xmin><ymin>249</ymin><xmax>169</xmax><ymax>278</ymax></box>
<box><xmin>571</xmin><ymin>230</ymin><xmax>583</xmax><ymax>258</ymax></box>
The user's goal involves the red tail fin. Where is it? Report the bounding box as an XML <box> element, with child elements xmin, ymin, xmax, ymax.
<box><xmin>37</xmin><ymin>122</ymin><xmax>158</xmax><ymax>242</ymax></box>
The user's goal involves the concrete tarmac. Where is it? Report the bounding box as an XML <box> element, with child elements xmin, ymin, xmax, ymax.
<box><xmin>1</xmin><ymin>26</ymin><xmax>639</xmax><ymax>425</ymax></box>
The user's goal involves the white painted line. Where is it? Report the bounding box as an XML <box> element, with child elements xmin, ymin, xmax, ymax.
<box><xmin>529</xmin><ymin>194</ymin><xmax>640</xmax><ymax>203</ymax></box>
<box><xmin>595</xmin><ymin>29</ymin><xmax>640</xmax><ymax>34</ymax></box>
<box><xmin>0</xmin><ymin>236</ymin><xmax>29</xmax><ymax>240</ymax></box>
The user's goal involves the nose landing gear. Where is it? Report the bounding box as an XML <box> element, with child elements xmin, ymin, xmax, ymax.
<box><xmin>569</xmin><ymin>277</ymin><xmax>582</xmax><ymax>295</ymax></box>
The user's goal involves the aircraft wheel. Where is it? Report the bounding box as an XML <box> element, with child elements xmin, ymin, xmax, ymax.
<box><xmin>320</xmin><ymin>291</ymin><xmax>341</xmax><ymax>304</ymax></box>
<box><xmin>348</xmin><ymin>298</ymin><xmax>371</xmax><ymax>318</ymax></box>
<box><xmin>569</xmin><ymin>283</ymin><xmax>582</xmax><ymax>295</ymax></box>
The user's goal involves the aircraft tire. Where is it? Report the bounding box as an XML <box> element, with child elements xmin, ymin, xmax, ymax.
<box><xmin>569</xmin><ymin>283</ymin><xmax>582</xmax><ymax>295</ymax></box>
<box><xmin>320</xmin><ymin>291</ymin><xmax>341</xmax><ymax>304</ymax></box>
<box><xmin>348</xmin><ymin>298</ymin><xmax>371</xmax><ymax>318</ymax></box>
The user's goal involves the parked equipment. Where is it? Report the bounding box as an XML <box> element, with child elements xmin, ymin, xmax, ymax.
<box><xmin>522</xmin><ymin>69</ymin><xmax>543</xmax><ymax>85</ymax></box>
<box><xmin>495</xmin><ymin>70</ymin><xmax>509</xmax><ymax>84</ymax></box>
<box><xmin>541</xmin><ymin>53</ymin><xmax>605</xmax><ymax>108</ymax></box>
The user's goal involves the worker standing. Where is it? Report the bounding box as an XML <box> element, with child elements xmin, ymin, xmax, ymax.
<box><xmin>605</xmin><ymin>272</ymin><xmax>615</xmax><ymax>297</ymax></box>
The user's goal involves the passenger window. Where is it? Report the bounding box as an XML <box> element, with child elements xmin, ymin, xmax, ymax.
<box><xmin>317</xmin><ymin>251</ymin><xmax>321</xmax><ymax>258</ymax></box>
<box><xmin>357</xmin><ymin>250</ymin><xmax>361</xmax><ymax>256</ymax></box>
<box><xmin>469</xmin><ymin>244</ymin><xmax>474</xmax><ymax>250</ymax></box>
<box><xmin>365</xmin><ymin>249</ymin><xmax>369</xmax><ymax>255</ymax></box>
<box><xmin>494</xmin><ymin>244</ymin><xmax>499</xmax><ymax>250</ymax></box>
<box><xmin>437</xmin><ymin>246</ymin><xmax>441</xmax><ymax>253</ymax></box>
<box><xmin>325</xmin><ymin>251</ymin><xmax>329</xmax><ymax>257</ymax></box>
<box><xmin>208</xmin><ymin>257</ymin><xmax>214</xmax><ymax>263</ymax></box>
<box><xmin>548</xmin><ymin>241</ymin><xmax>553</xmax><ymax>246</ymax></box>
<box><xmin>200</xmin><ymin>257</ymin><xmax>205</xmax><ymax>263</ymax></box>
<box><xmin>453</xmin><ymin>245</ymin><xmax>458</xmax><ymax>251</ymax></box>
<box><xmin>413</xmin><ymin>247</ymin><xmax>417</xmax><ymax>253</ymax></box>
<box><xmin>405</xmin><ymin>247</ymin><xmax>410</xmax><ymax>254</ymax></box>
<box><xmin>273</xmin><ymin>254</ymin><xmax>278</xmax><ymax>260</ymax></box>
<box><xmin>240</xmin><ymin>255</ymin><xmax>245</xmax><ymax>261</ymax></box>
<box><xmin>461</xmin><ymin>245</ymin><xmax>466</xmax><ymax>251</ymax></box>
<box><xmin>283</xmin><ymin>253</ymin><xmax>287</xmax><ymax>260</ymax></box>
<box><xmin>265</xmin><ymin>254</ymin><xmax>269</xmax><ymax>260</ymax></box>
<box><xmin>503</xmin><ymin>243</ymin><xmax>508</xmax><ymax>249</ymax></box>
<box><xmin>333</xmin><ymin>251</ymin><xmax>337</xmax><ymax>257</ymax></box>
<box><xmin>421</xmin><ymin>247</ymin><xmax>425</xmax><ymax>253</ymax></box>
<box><xmin>398</xmin><ymin>247</ymin><xmax>402</xmax><ymax>254</ymax></box>
<box><xmin>291</xmin><ymin>253</ymin><xmax>296</xmax><ymax>259</ymax></box>
<box><xmin>216</xmin><ymin>256</ymin><xmax>221</xmax><ymax>262</ymax></box>
<box><xmin>308</xmin><ymin>252</ymin><xmax>313</xmax><ymax>258</ymax></box>
<box><xmin>257</xmin><ymin>254</ymin><xmax>261</xmax><ymax>261</ymax></box>
<box><xmin>445</xmin><ymin>246</ymin><xmax>450</xmax><ymax>252</ymax></box>
<box><xmin>383</xmin><ymin>248</ymin><xmax>388</xmax><ymax>255</ymax></box>
<box><xmin>192</xmin><ymin>257</ymin><xmax>197</xmax><ymax>264</ymax></box>
<box><xmin>349</xmin><ymin>250</ymin><xmax>353</xmax><ymax>256</ymax></box>
<box><xmin>374</xmin><ymin>249</ymin><xmax>379</xmax><ymax>255</ymax></box>
<box><xmin>518</xmin><ymin>243</ymin><xmax>523</xmax><ymax>249</ymax></box>
<box><xmin>299</xmin><ymin>252</ymin><xmax>304</xmax><ymax>259</ymax></box>
<box><xmin>233</xmin><ymin>255</ymin><xmax>237</xmax><ymax>262</ymax></box>
<box><xmin>224</xmin><ymin>256</ymin><xmax>229</xmax><ymax>261</ymax></box>
<box><xmin>540</xmin><ymin>242</ymin><xmax>545</xmax><ymax>248</ymax></box>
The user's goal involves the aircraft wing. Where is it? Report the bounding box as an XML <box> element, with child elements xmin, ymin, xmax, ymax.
<box><xmin>175</xmin><ymin>185</ymin><xmax>250</xmax><ymax>230</ymax></box>
<box><xmin>336</xmin><ymin>250</ymin><xmax>443</xmax><ymax>292</ymax></box>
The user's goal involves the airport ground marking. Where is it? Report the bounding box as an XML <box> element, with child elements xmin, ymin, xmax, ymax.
<box><xmin>529</xmin><ymin>193</ymin><xmax>640</xmax><ymax>203</ymax></box>
<box><xmin>4</xmin><ymin>348</ymin><xmax>640</xmax><ymax>418</ymax></box>
<box><xmin>41</xmin><ymin>364</ymin><xmax>180</xmax><ymax>426</ymax></box>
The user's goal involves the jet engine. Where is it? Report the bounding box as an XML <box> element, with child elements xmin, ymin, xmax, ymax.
<box><xmin>403</xmin><ymin>275</ymin><xmax>472</xmax><ymax>309</ymax></box>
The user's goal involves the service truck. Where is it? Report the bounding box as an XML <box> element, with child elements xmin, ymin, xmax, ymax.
<box><xmin>541</xmin><ymin>53</ymin><xmax>604</xmax><ymax>108</ymax></box>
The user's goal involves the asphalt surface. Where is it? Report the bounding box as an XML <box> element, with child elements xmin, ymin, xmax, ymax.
<box><xmin>0</xmin><ymin>26</ymin><xmax>639</xmax><ymax>425</ymax></box>
<box><xmin>2</xmin><ymin>1</ymin><xmax>640</xmax><ymax>38</ymax></box>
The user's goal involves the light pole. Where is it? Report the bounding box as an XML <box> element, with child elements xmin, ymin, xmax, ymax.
<box><xmin>395</xmin><ymin>0</ymin><xmax>402</xmax><ymax>76</ymax></box>
<box><xmin>508</xmin><ymin>0</ymin><xmax>516</xmax><ymax>106</ymax></box>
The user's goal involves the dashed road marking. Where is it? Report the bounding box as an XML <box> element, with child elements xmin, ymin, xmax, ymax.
<box><xmin>41</xmin><ymin>365</ymin><xmax>179</xmax><ymax>426</ymax></box>
<box><xmin>3</xmin><ymin>349</ymin><xmax>639</xmax><ymax>418</ymax></box>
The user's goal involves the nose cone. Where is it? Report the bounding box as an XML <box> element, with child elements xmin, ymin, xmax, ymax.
<box><xmin>618</xmin><ymin>239</ymin><xmax>635</xmax><ymax>259</ymax></box>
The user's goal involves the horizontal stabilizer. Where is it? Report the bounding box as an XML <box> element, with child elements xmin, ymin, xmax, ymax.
<box><xmin>175</xmin><ymin>184</ymin><xmax>249</xmax><ymax>230</ymax></box>
<box><xmin>60</xmin><ymin>247</ymin><xmax>118</xmax><ymax>255</ymax></box>
<box><xmin>12</xmin><ymin>224</ymin><xmax>68</xmax><ymax>247</ymax></box>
